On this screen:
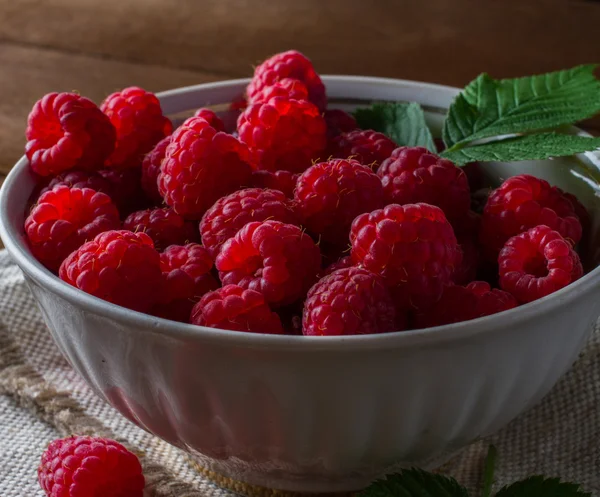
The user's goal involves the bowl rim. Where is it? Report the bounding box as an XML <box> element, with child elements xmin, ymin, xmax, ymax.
<box><xmin>2</xmin><ymin>75</ymin><xmax>600</xmax><ymax>351</ymax></box>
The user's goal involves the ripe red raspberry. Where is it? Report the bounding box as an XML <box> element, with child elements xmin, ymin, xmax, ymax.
<box><xmin>124</xmin><ymin>207</ymin><xmax>200</xmax><ymax>252</ymax></box>
<box><xmin>216</xmin><ymin>221</ymin><xmax>321</xmax><ymax>307</ymax></box>
<box><xmin>303</xmin><ymin>267</ymin><xmax>397</xmax><ymax>336</ymax></box>
<box><xmin>250</xmin><ymin>170</ymin><xmax>298</xmax><ymax>198</ymax></box>
<box><xmin>191</xmin><ymin>284</ymin><xmax>283</xmax><ymax>334</ymax></box>
<box><xmin>480</xmin><ymin>175</ymin><xmax>583</xmax><ymax>259</ymax></box>
<box><xmin>101</xmin><ymin>86</ymin><xmax>172</xmax><ymax>169</ymax></box>
<box><xmin>36</xmin><ymin>170</ymin><xmax>113</xmax><ymax>207</ymax></box>
<box><xmin>350</xmin><ymin>203</ymin><xmax>462</xmax><ymax>310</ymax></box>
<box><xmin>38</xmin><ymin>436</ymin><xmax>144</xmax><ymax>497</ymax></box>
<box><xmin>25</xmin><ymin>92</ymin><xmax>116</xmax><ymax>176</ymax></box>
<box><xmin>200</xmin><ymin>188</ymin><xmax>298</xmax><ymax>259</ymax></box>
<box><xmin>378</xmin><ymin>146</ymin><xmax>471</xmax><ymax>223</ymax></box>
<box><xmin>321</xmin><ymin>255</ymin><xmax>354</xmax><ymax>277</ymax></box>
<box><xmin>453</xmin><ymin>236</ymin><xmax>480</xmax><ymax>285</ymax></box>
<box><xmin>97</xmin><ymin>166</ymin><xmax>149</xmax><ymax>215</ymax></box>
<box><xmin>159</xmin><ymin>117</ymin><xmax>254</xmax><ymax>219</ymax></box>
<box><xmin>498</xmin><ymin>225</ymin><xmax>583</xmax><ymax>304</ymax></box>
<box><xmin>328</xmin><ymin>129</ymin><xmax>396</xmax><ymax>170</ymax></box>
<box><xmin>141</xmin><ymin>135</ymin><xmax>172</xmax><ymax>204</ymax></box>
<box><xmin>247</xmin><ymin>50</ymin><xmax>327</xmax><ymax>110</ymax></box>
<box><xmin>251</xmin><ymin>77</ymin><xmax>309</xmax><ymax>104</ymax></box>
<box><xmin>237</xmin><ymin>97</ymin><xmax>327</xmax><ymax>173</ymax></box>
<box><xmin>451</xmin><ymin>210</ymin><xmax>482</xmax><ymax>285</ymax></box>
<box><xmin>59</xmin><ymin>230</ymin><xmax>162</xmax><ymax>312</ymax></box>
<box><xmin>294</xmin><ymin>159</ymin><xmax>384</xmax><ymax>246</ymax></box>
<box><xmin>193</xmin><ymin>108</ymin><xmax>226</xmax><ymax>131</ymax></box>
<box><xmin>414</xmin><ymin>281</ymin><xmax>518</xmax><ymax>328</ymax></box>
<box><xmin>25</xmin><ymin>186</ymin><xmax>121</xmax><ymax>272</ymax></box>
<box><xmin>324</xmin><ymin>109</ymin><xmax>358</xmax><ymax>140</ymax></box>
<box><xmin>152</xmin><ymin>244</ymin><xmax>219</xmax><ymax>322</ymax></box>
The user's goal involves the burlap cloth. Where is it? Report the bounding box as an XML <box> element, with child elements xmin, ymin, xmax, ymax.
<box><xmin>0</xmin><ymin>248</ymin><xmax>599</xmax><ymax>496</ymax></box>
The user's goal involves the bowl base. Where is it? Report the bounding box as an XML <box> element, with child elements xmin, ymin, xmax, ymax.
<box><xmin>187</xmin><ymin>449</ymin><xmax>460</xmax><ymax>493</ymax></box>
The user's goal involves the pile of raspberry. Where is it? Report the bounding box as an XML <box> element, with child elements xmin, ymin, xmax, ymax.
<box><xmin>23</xmin><ymin>50</ymin><xmax>588</xmax><ymax>337</ymax></box>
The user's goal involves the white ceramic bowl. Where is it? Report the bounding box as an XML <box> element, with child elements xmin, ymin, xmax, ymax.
<box><xmin>2</xmin><ymin>77</ymin><xmax>600</xmax><ymax>493</ymax></box>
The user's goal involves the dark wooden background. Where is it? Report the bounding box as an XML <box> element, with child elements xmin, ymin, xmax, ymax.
<box><xmin>2</xmin><ymin>0</ymin><xmax>600</xmax><ymax>181</ymax></box>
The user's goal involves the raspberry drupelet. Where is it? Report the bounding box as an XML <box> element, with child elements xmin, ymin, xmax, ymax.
<box><xmin>141</xmin><ymin>135</ymin><xmax>172</xmax><ymax>204</ymax></box>
<box><xmin>350</xmin><ymin>203</ymin><xmax>462</xmax><ymax>310</ymax></box>
<box><xmin>59</xmin><ymin>230</ymin><xmax>163</xmax><ymax>313</ymax></box>
<box><xmin>200</xmin><ymin>188</ymin><xmax>298</xmax><ymax>259</ymax></box>
<box><xmin>294</xmin><ymin>158</ymin><xmax>384</xmax><ymax>246</ymax></box>
<box><xmin>498</xmin><ymin>225</ymin><xmax>583</xmax><ymax>304</ymax></box>
<box><xmin>323</xmin><ymin>109</ymin><xmax>358</xmax><ymax>140</ymax></box>
<box><xmin>328</xmin><ymin>129</ymin><xmax>396</xmax><ymax>170</ymax></box>
<box><xmin>249</xmin><ymin>170</ymin><xmax>299</xmax><ymax>198</ymax></box>
<box><xmin>101</xmin><ymin>86</ymin><xmax>172</xmax><ymax>169</ymax></box>
<box><xmin>97</xmin><ymin>166</ymin><xmax>150</xmax><ymax>216</ymax></box>
<box><xmin>158</xmin><ymin>116</ymin><xmax>254</xmax><ymax>219</ymax></box>
<box><xmin>38</xmin><ymin>436</ymin><xmax>144</xmax><ymax>497</ymax></box>
<box><xmin>480</xmin><ymin>174</ymin><xmax>583</xmax><ymax>259</ymax></box>
<box><xmin>25</xmin><ymin>185</ymin><xmax>121</xmax><ymax>272</ymax></box>
<box><xmin>124</xmin><ymin>207</ymin><xmax>200</xmax><ymax>252</ymax></box>
<box><xmin>250</xmin><ymin>78</ymin><xmax>310</xmax><ymax>104</ymax></box>
<box><xmin>152</xmin><ymin>244</ymin><xmax>219</xmax><ymax>323</ymax></box>
<box><xmin>26</xmin><ymin>92</ymin><xmax>116</xmax><ymax>176</ymax></box>
<box><xmin>414</xmin><ymin>281</ymin><xmax>518</xmax><ymax>328</ymax></box>
<box><xmin>193</xmin><ymin>108</ymin><xmax>226</xmax><ymax>131</ymax></box>
<box><xmin>216</xmin><ymin>220</ymin><xmax>322</xmax><ymax>307</ymax></box>
<box><xmin>237</xmin><ymin>96</ymin><xmax>327</xmax><ymax>173</ymax></box>
<box><xmin>303</xmin><ymin>267</ymin><xmax>397</xmax><ymax>336</ymax></box>
<box><xmin>191</xmin><ymin>284</ymin><xmax>283</xmax><ymax>334</ymax></box>
<box><xmin>247</xmin><ymin>50</ymin><xmax>327</xmax><ymax>110</ymax></box>
<box><xmin>377</xmin><ymin>146</ymin><xmax>471</xmax><ymax>223</ymax></box>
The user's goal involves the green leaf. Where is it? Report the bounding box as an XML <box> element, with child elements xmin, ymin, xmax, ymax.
<box><xmin>357</xmin><ymin>469</ymin><xmax>468</xmax><ymax>497</ymax></box>
<box><xmin>443</xmin><ymin>65</ymin><xmax>600</xmax><ymax>149</ymax></box>
<box><xmin>440</xmin><ymin>133</ymin><xmax>600</xmax><ymax>165</ymax></box>
<box><xmin>495</xmin><ymin>476</ymin><xmax>591</xmax><ymax>497</ymax></box>
<box><xmin>353</xmin><ymin>102</ymin><xmax>436</xmax><ymax>152</ymax></box>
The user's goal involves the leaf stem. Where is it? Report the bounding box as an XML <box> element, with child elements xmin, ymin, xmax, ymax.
<box><xmin>482</xmin><ymin>445</ymin><xmax>498</xmax><ymax>497</ymax></box>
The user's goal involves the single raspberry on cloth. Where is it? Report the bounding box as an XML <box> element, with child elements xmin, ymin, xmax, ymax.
<box><xmin>59</xmin><ymin>230</ymin><xmax>163</xmax><ymax>312</ymax></box>
<box><xmin>159</xmin><ymin>116</ymin><xmax>254</xmax><ymax>219</ymax></box>
<box><xmin>38</xmin><ymin>436</ymin><xmax>144</xmax><ymax>497</ymax></box>
<box><xmin>101</xmin><ymin>86</ymin><xmax>172</xmax><ymax>169</ymax></box>
<box><xmin>250</xmin><ymin>78</ymin><xmax>309</xmax><ymax>104</ymax></box>
<box><xmin>249</xmin><ymin>170</ymin><xmax>298</xmax><ymax>198</ymax></box>
<box><xmin>193</xmin><ymin>108</ymin><xmax>226</xmax><ymax>131</ymax></box>
<box><xmin>124</xmin><ymin>207</ymin><xmax>199</xmax><ymax>252</ymax></box>
<box><xmin>499</xmin><ymin>225</ymin><xmax>583</xmax><ymax>303</ymax></box>
<box><xmin>350</xmin><ymin>203</ymin><xmax>462</xmax><ymax>310</ymax></box>
<box><xmin>26</xmin><ymin>92</ymin><xmax>116</xmax><ymax>176</ymax></box>
<box><xmin>191</xmin><ymin>284</ymin><xmax>283</xmax><ymax>334</ymax></box>
<box><xmin>414</xmin><ymin>281</ymin><xmax>518</xmax><ymax>328</ymax></box>
<box><xmin>25</xmin><ymin>186</ymin><xmax>121</xmax><ymax>272</ymax></box>
<box><xmin>216</xmin><ymin>220</ymin><xmax>321</xmax><ymax>307</ymax></box>
<box><xmin>328</xmin><ymin>129</ymin><xmax>396</xmax><ymax>170</ymax></box>
<box><xmin>152</xmin><ymin>244</ymin><xmax>219</xmax><ymax>322</ymax></box>
<box><xmin>480</xmin><ymin>174</ymin><xmax>583</xmax><ymax>259</ymax></box>
<box><xmin>247</xmin><ymin>50</ymin><xmax>327</xmax><ymax>110</ymax></box>
<box><xmin>237</xmin><ymin>96</ymin><xmax>327</xmax><ymax>173</ymax></box>
<box><xmin>294</xmin><ymin>158</ymin><xmax>384</xmax><ymax>246</ymax></box>
<box><xmin>377</xmin><ymin>146</ymin><xmax>471</xmax><ymax>223</ymax></box>
<box><xmin>141</xmin><ymin>135</ymin><xmax>172</xmax><ymax>204</ymax></box>
<box><xmin>303</xmin><ymin>267</ymin><xmax>397</xmax><ymax>336</ymax></box>
<box><xmin>200</xmin><ymin>188</ymin><xmax>298</xmax><ymax>259</ymax></box>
